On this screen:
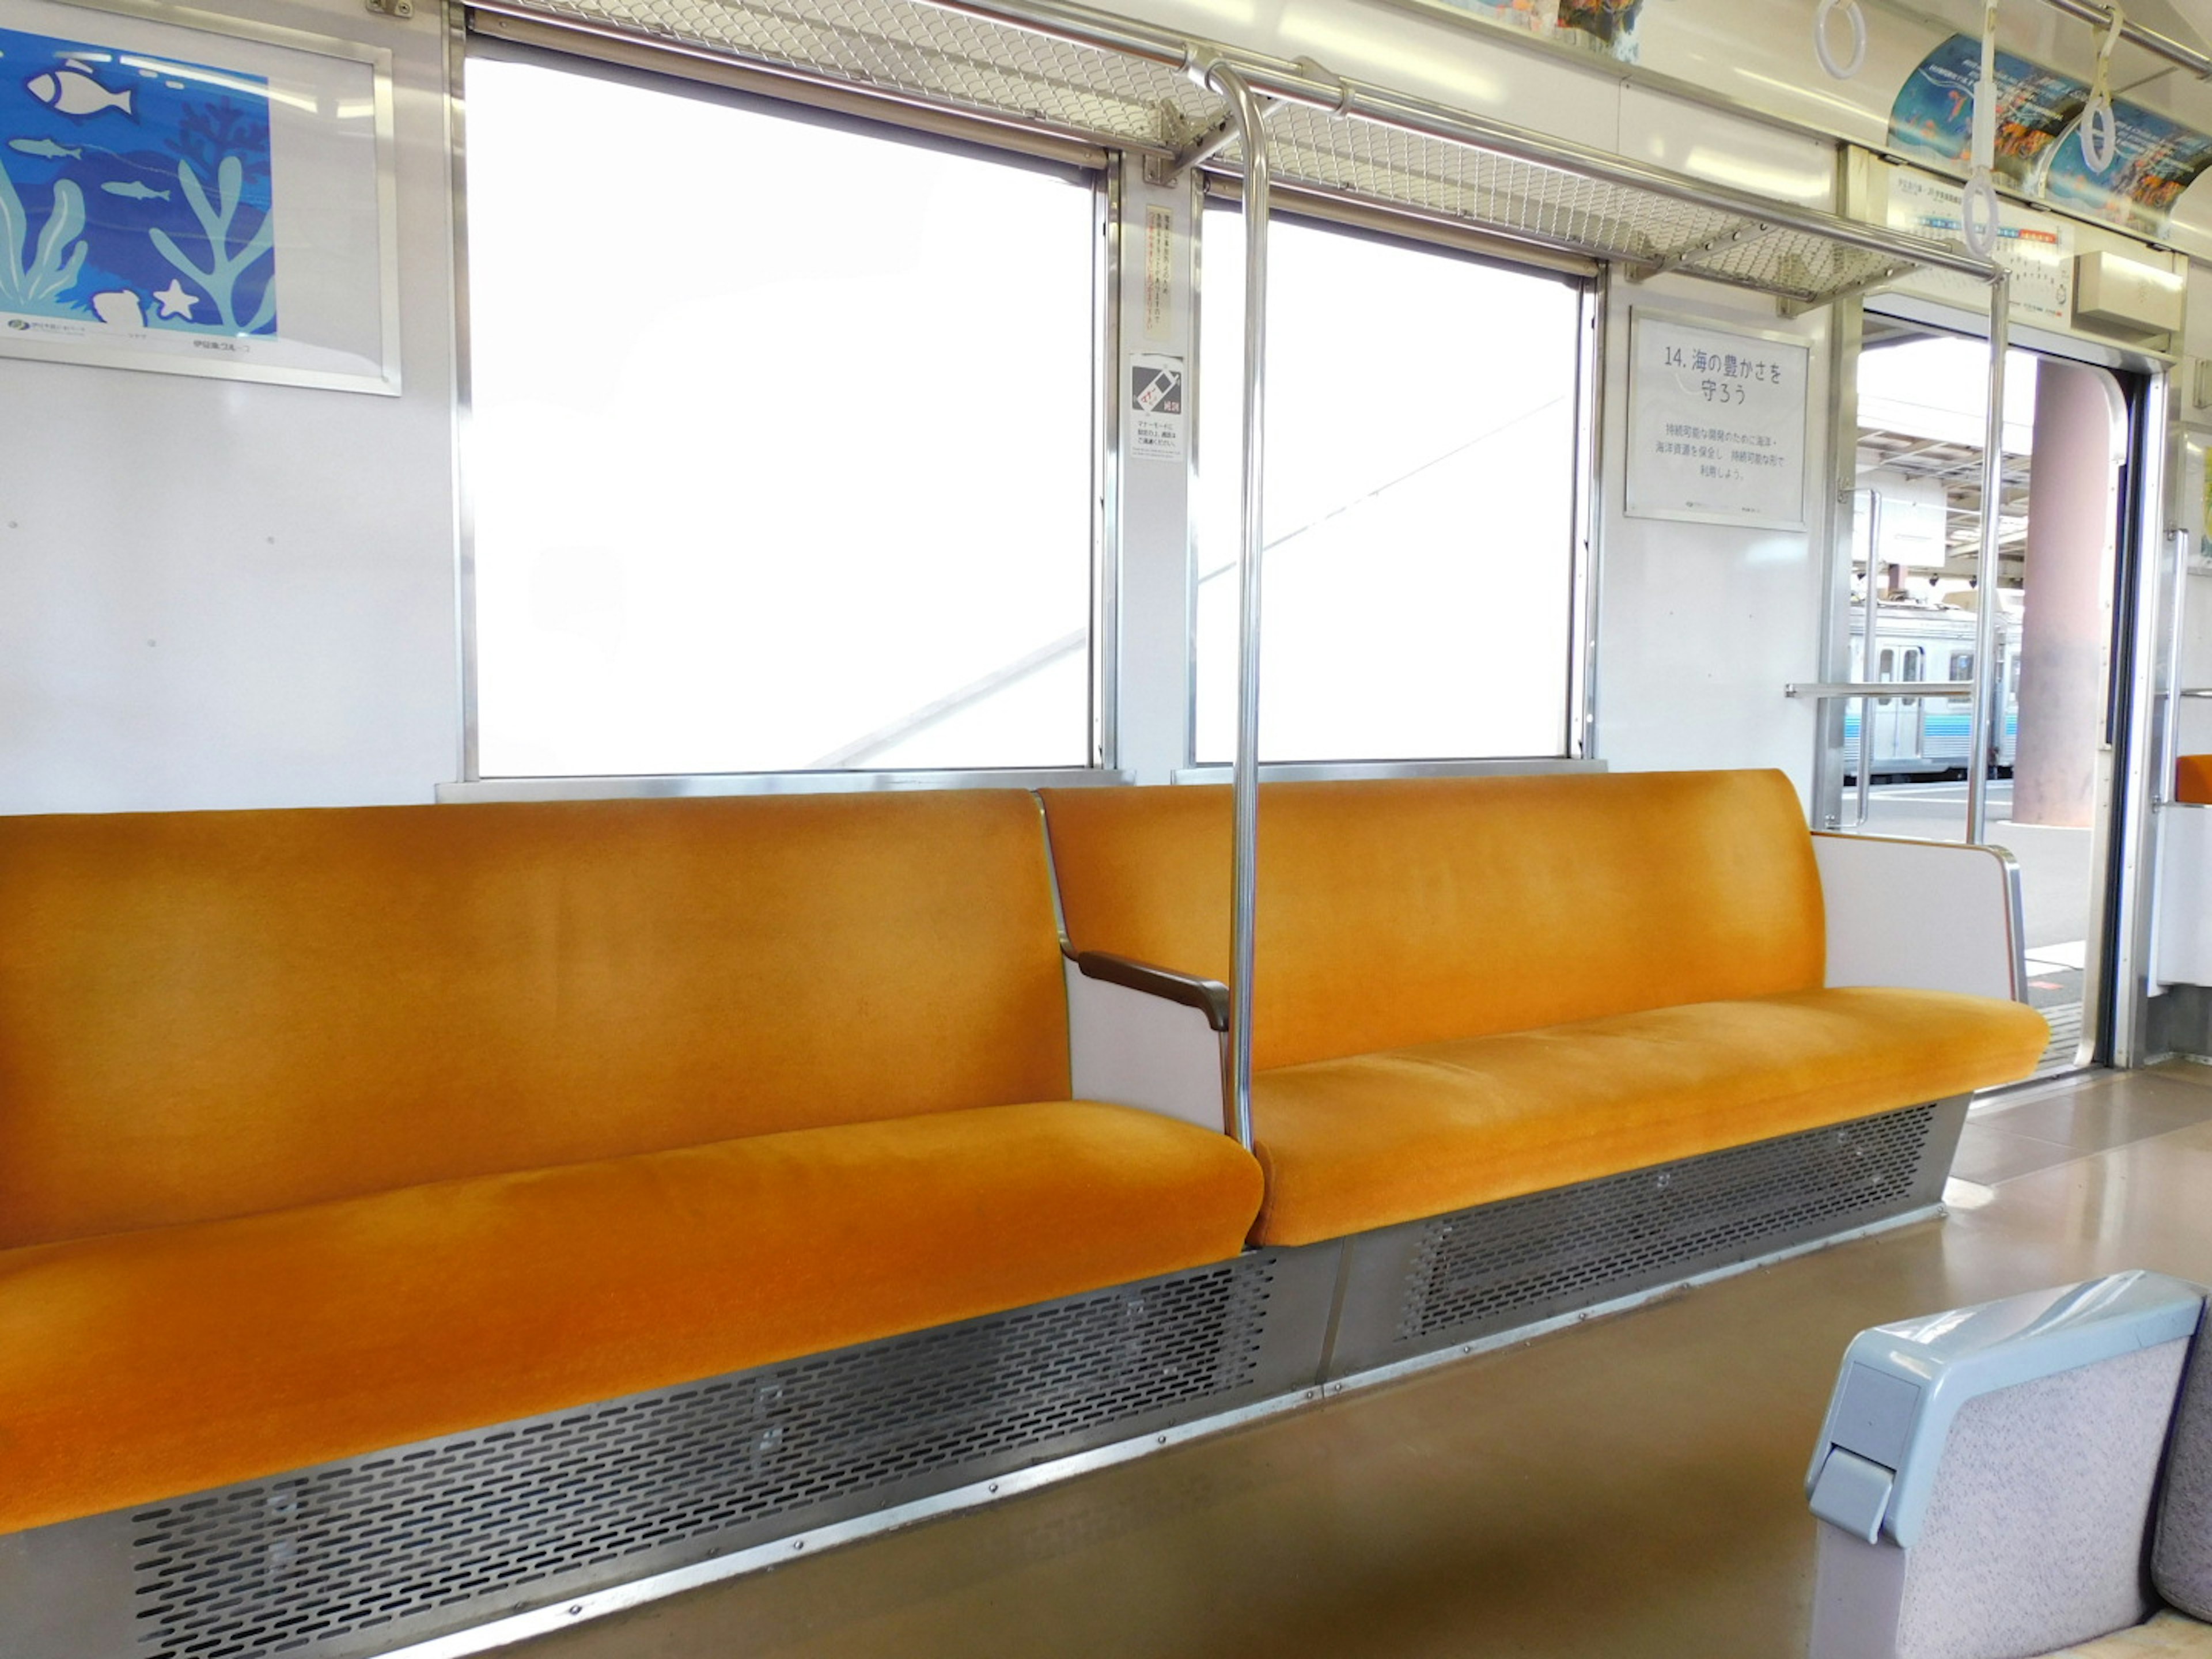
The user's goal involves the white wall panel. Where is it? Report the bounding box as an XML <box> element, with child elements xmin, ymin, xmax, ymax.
<box><xmin>1593</xmin><ymin>271</ymin><xmax>1832</xmax><ymax>802</ymax></box>
<box><xmin>1114</xmin><ymin>168</ymin><xmax>1198</xmax><ymax>783</ymax></box>
<box><xmin>0</xmin><ymin>0</ymin><xmax>455</xmax><ymax>814</ymax></box>
<box><xmin>1617</xmin><ymin>84</ymin><xmax>1835</xmax><ymax>210</ymax></box>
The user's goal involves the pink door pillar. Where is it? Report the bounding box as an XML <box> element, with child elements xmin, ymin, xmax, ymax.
<box><xmin>2012</xmin><ymin>361</ymin><xmax>2121</xmax><ymax>828</ymax></box>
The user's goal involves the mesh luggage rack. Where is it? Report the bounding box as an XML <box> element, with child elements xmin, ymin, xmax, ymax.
<box><xmin>466</xmin><ymin>0</ymin><xmax>1988</xmax><ymax>310</ymax></box>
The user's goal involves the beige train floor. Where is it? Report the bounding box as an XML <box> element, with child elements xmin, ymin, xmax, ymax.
<box><xmin>513</xmin><ymin>1064</ymin><xmax>2212</xmax><ymax>1659</ymax></box>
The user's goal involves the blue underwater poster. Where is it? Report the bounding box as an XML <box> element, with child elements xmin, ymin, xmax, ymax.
<box><xmin>1888</xmin><ymin>33</ymin><xmax>2212</xmax><ymax>238</ymax></box>
<box><xmin>0</xmin><ymin>25</ymin><xmax>275</xmax><ymax>335</ymax></box>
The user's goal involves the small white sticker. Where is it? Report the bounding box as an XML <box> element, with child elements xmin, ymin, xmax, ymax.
<box><xmin>1143</xmin><ymin>206</ymin><xmax>1175</xmax><ymax>342</ymax></box>
<box><xmin>1129</xmin><ymin>353</ymin><xmax>1185</xmax><ymax>460</ymax></box>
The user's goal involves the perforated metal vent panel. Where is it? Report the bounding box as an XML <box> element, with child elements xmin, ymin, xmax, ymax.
<box><xmin>1401</xmin><ymin>1106</ymin><xmax>1941</xmax><ymax>1344</ymax></box>
<box><xmin>127</xmin><ymin>1257</ymin><xmax>1281</xmax><ymax>1659</ymax></box>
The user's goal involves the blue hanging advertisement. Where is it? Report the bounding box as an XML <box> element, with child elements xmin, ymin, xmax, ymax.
<box><xmin>0</xmin><ymin>0</ymin><xmax>395</xmax><ymax>392</ymax></box>
<box><xmin>1888</xmin><ymin>33</ymin><xmax>2212</xmax><ymax>240</ymax></box>
<box><xmin>1422</xmin><ymin>0</ymin><xmax>1646</xmax><ymax>66</ymax></box>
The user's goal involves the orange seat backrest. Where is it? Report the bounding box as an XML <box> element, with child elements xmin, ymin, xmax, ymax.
<box><xmin>0</xmin><ymin>790</ymin><xmax>1070</xmax><ymax>1248</ymax></box>
<box><xmin>2179</xmin><ymin>756</ymin><xmax>2212</xmax><ymax>805</ymax></box>
<box><xmin>1039</xmin><ymin>770</ymin><xmax>1825</xmax><ymax>1074</ymax></box>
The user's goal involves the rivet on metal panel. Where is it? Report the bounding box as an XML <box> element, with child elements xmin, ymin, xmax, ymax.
<box><xmin>364</xmin><ymin>0</ymin><xmax>414</xmax><ymax>17</ymax></box>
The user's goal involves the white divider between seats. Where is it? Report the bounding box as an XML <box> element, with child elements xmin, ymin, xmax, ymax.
<box><xmin>2156</xmin><ymin>806</ymin><xmax>2212</xmax><ymax>989</ymax></box>
<box><xmin>1812</xmin><ymin>832</ymin><xmax>2025</xmax><ymax>1002</ymax></box>
<box><xmin>1063</xmin><ymin>960</ymin><xmax>1229</xmax><ymax>1135</ymax></box>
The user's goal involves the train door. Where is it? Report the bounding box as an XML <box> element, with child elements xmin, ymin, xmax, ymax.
<box><xmin>1823</xmin><ymin>315</ymin><xmax>2151</xmax><ymax>1078</ymax></box>
<box><xmin>1873</xmin><ymin>646</ymin><xmax>1925</xmax><ymax>764</ymax></box>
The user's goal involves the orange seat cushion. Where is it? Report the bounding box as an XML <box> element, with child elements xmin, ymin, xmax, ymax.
<box><xmin>0</xmin><ymin>790</ymin><xmax>1072</xmax><ymax>1249</ymax></box>
<box><xmin>1247</xmin><ymin>988</ymin><xmax>2049</xmax><ymax>1245</ymax></box>
<box><xmin>0</xmin><ymin>1099</ymin><xmax>1263</xmax><ymax>1535</ymax></box>
<box><xmin>1040</xmin><ymin>771</ymin><xmax>1826</xmax><ymax>1073</ymax></box>
<box><xmin>2179</xmin><ymin>756</ymin><xmax>2212</xmax><ymax>805</ymax></box>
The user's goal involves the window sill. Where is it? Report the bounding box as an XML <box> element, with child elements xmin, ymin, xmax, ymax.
<box><xmin>437</xmin><ymin>768</ymin><xmax>1132</xmax><ymax>804</ymax></box>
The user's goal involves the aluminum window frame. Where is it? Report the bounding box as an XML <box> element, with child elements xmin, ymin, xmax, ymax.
<box><xmin>1183</xmin><ymin>194</ymin><xmax>1601</xmax><ymax>773</ymax></box>
<box><xmin>449</xmin><ymin>29</ymin><xmax>1122</xmax><ymax>798</ymax></box>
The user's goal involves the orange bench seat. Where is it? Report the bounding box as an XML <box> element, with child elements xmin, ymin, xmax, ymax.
<box><xmin>2178</xmin><ymin>755</ymin><xmax>2212</xmax><ymax>805</ymax></box>
<box><xmin>0</xmin><ymin>1099</ymin><xmax>1257</xmax><ymax>1537</ymax></box>
<box><xmin>1250</xmin><ymin>987</ymin><xmax>2047</xmax><ymax>1245</ymax></box>
<box><xmin>0</xmin><ymin>791</ymin><xmax>1264</xmax><ymax>1536</ymax></box>
<box><xmin>1041</xmin><ymin>770</ymin><xmax>2048</xmax><ymax>1249</ymax></box>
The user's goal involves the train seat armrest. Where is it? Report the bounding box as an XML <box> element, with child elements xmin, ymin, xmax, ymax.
<box><xmin>1065</xmin><ymin>958</ymin><xmax>1231</xmax><ymax>1137</ymax></box>
<box><xmin>1811</xmin><ymin>832</ymin><xmax>2028</xmax><ymax>1002</ymax></box>
<box><xmin>1074</xmin><ymin>951</ymin><xmax>1230</xmax><ymax>1032</ymax></box>
<box><xmin>1808</xmin><ymin>1271</ymin><xmax>2206</xmax><ymax>1550</ymax></box>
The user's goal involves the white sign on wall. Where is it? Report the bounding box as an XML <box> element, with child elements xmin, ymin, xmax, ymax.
<box><xmin>1626</xmin><ymin>311</ymin><xmax>1811</xmax><ymax>531</ymax></box>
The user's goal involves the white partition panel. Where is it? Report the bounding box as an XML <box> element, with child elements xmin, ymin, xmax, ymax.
<box><xmin>2156</xmin><ymin>806</ymin><xmax>2212</xmax><ymax>988</ymax></box>
<box><xmin>1064</xmin><ymin>960</ymin><xmax>1227</xmax><ymax>1136</ymax></box>
<box><xmin>1814</xmin><ymin>832</ymin><xmax>2026</xmax><ymax>1002</ymax></box>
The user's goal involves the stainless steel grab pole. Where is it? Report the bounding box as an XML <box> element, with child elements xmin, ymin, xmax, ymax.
<box><xmin>2160</xmin><ymin>529</ymin><xmax>2192</xmax><ymax>807</ymax></box>
<box><xmin>1857</xmin><ymin>490</ymin><xmax>1881</xmax><ymax>830</ymax></box>
<box><xmin>1967</xmin><ymin>275</ymin><xmax>2010</xmax><ymax>845</ymax></box>
<box><xmin>2030</xmin><ymin>0</ymin><xmax>2212</xmax><ymax>81</ymax></box>
<box><xmin>1210</xmin><ymin>60</ymin><xmax>1269</xmax><ymax>1154</ymax></box>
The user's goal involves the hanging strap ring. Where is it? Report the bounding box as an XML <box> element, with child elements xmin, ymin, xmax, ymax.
<box><xmin>1813</xmin><ymin>0</ymin><xmax>1868</xmax><ymax>79</ymax></box>
<box><xmin>2082</xmin><ymin>92</ymin><xmax>2119</xmax><ymax>172</ymax></box>
<box><xmin>1961</xmin><ymin>169</ymin><xmax>2002</xmax><ymax>257</ymax></box>
<box><xmin>2081</xmin><ymin>7</ymin><xmax>2124</xmax><ymax>174</ymax></box>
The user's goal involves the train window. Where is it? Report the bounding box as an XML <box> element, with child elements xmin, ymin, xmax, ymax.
<box><xmin>463</xmin><ymin>52</ymin><xmax>1100</xmax><ymax>777</ymax></box>
<box><xmin>1192</xmin><ymin>206</ymin><xmax>1584</xmax><ymax>764</ymax></box>
<box><xmin>1950</xmin><ymin>652</ymin><xmax>1973</xmax><ymax>680</ymax></box>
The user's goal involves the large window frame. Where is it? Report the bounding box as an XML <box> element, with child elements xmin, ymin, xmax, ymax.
<box><xmin>445</xmin><ymin>29</ymin><xmax>1605</xmax><ymax>801</ymax></box>
<box><xmin>1181</xmin><ymin>184</ymin><xmax>1601</xmax><ymax>778</ymax></box>
<box><xmin>450</xmin><ymin>35</ymin><xmax>1123</xmax><ymax>797</ymax></box>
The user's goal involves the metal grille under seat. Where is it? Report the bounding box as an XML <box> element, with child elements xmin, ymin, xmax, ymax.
<box><xmin>0</xmin><ymin>1099</ymin><xmax>1967</xmax><ymax>1659</ymax></box>
<box><xmin>0</xmin><ymin>1249</ymin><xmax>1334</xmax><ymax>1659</ymax></box>
<box><xmin>1323</xmin><ymin>1100</ymin><xmax>1966</xmax><ymax>1376</ymax></box>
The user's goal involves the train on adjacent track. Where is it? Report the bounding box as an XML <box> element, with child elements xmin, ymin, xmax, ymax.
<box><xmin>1841</xmin><ymin>601</ymin><xmax>2024</xmax><ymax>781</ymax></box>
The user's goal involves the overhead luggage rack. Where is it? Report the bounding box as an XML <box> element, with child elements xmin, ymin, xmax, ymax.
<box><xmin>467</xmin><ymin>0</ymin><xmax>1988</xmax><ymax>310</ymax></box>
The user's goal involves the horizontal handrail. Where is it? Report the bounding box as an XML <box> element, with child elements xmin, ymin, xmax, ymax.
<box><xmin>1786</xmin><ymin>682</ymin><xmax>1975</xmax><ymax>699</ymax></box>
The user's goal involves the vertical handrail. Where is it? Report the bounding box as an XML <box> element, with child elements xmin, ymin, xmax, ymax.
<box><xmin>1854</xmin><ymin>490</ymin><xmax>1881</xmax><ymax>828</ymax></box>
<box><xmin>1967</xmin><ymin>275</ymin><xmax>2010</xmax><ymax>844</ymax></box>
<box><xmin>2159</xmin><ymin>528</ymin><xmax>2191</xmax><ymax>809</ymax></box>
<box><xmin>1207</xmin><ymin>60</ymin><xmax>1270</xmax><ymax>1154</ymax></box>
<box><xmin>2147</xmin><ymin>528</ymin><xmax>2190</xmax><ymax>998</ymax></box>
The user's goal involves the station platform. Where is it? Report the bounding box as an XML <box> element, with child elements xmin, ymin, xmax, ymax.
<box><xmin>502</xmin><ymin>1066</ymin><xmax>2212</xmax><ymax>1659</ymax></box>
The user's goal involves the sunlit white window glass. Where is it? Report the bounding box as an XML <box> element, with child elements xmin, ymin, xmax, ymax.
<box><xmin>466</xmin><ymin>54</ymin><xmax>1099</xmax><ymax>776</ymax></box>
<box><xmin>1194</xmin><ymin>207</ymin><xmax>1584</xmax><ymax>763</ymax></box>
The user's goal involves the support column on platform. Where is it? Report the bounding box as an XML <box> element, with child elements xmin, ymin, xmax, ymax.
<box><xmin>2012</xmin><ymin>361</ymin><xmax>2122</xmax><ymax>829</ymax></box>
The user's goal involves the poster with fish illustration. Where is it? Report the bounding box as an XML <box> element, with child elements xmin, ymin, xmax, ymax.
<box><xmin>1888</xmin><ymin>33</ymin><xmax>2212</xmax><ymax>240</ymax></box>
<box><xmin>0</xmin><ymin>24</ymin><xmax>276</xmax><ymax>336</ymax></box>
<box><xmin>0</xmin><ymin>0</ymin><xmax>395</xmax><ymax>393</ymax></box>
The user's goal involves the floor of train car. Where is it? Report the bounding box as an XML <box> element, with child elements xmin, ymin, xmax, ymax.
<box><xmin>507</xmin><ymin>1065</ymin><xmax>2212</xmax><ymax>1659</ymax></box>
